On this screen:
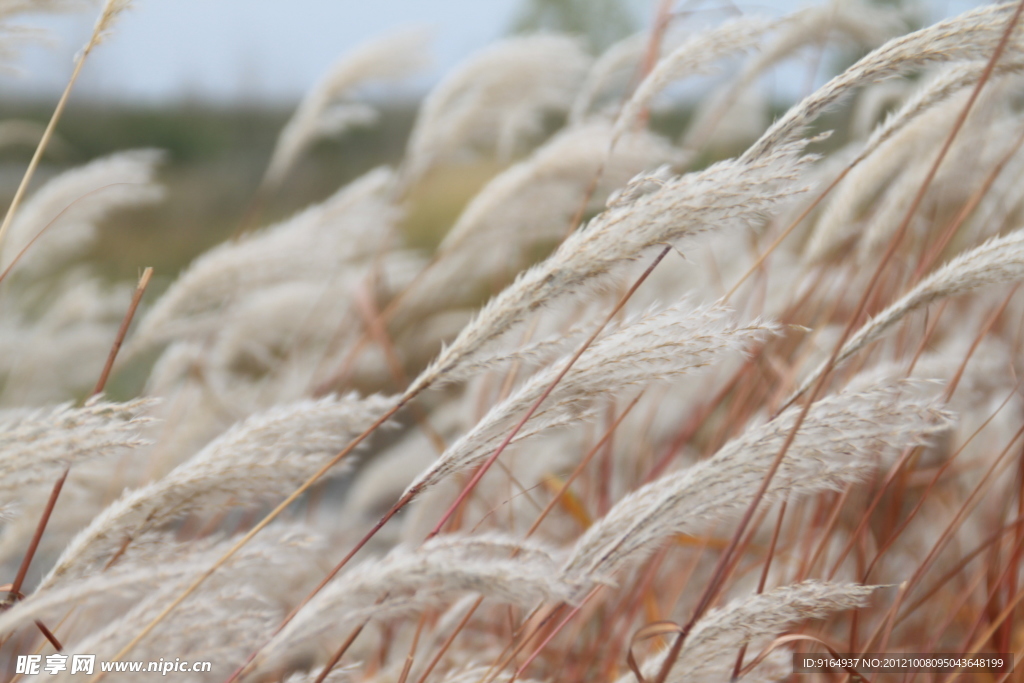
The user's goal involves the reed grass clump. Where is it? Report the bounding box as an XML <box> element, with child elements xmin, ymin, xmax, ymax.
<box><xmin>1</xmin><ymin>1</ymin><xmax>1023</xmax><ymax>682</ymax></box>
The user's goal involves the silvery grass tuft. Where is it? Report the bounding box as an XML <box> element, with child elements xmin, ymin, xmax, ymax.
<box><xmin>3</xmin><ymin>2</ymin><xmax>1024</xmax><ymax>682</ymax></box>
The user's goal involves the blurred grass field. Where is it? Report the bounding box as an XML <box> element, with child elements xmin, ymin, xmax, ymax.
<box><xmin>0</xmin><ymin>101</ymin><xmax>420</xmax><ymax>285</ymax></box>
<box><xmin>0</xmin><ymin>97</ymin><xmax>846</xmax><ymax>293</ymax></box>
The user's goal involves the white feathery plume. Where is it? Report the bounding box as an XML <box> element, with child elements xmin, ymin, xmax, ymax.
<box><xmin>684</xmin><ymin>0</ymin><xmax>905</xmax><ymax>150</ymax></box>
<box><xmin>262</xmin><ymin>535</ymin><xmax>572</xmax><ymax>664</ymax></box>
<box><xmin>569</xmin><ymin>31</ymin><xmax>648</xmax><ymax>124</ymax></box>
<box><xmin>406</xmin><ymin>303</ymin><xmax>777</xmax><ymax>497</ymax></box>
<box><xmin>438</xmin><ymin>318</ymin><xmax>594</xmax><ymax>383</ymax></box>
<box><xmin>0</xmin><ymin>276</ymin><xmax>133</xmax><ymax>404</ymax></box>
<box><xmin>408</xmin><ymin>138</ymin><xmax>811</xmax><ymax>394</ymax></box>
<box><xmin>439</xmin><ymin>121</ymin><xmax>679</xmax><ymax>257</ymax></box>
<box><xmin>798</xmin><ymin>73</ymin><xmax>966</xmax><ymax>264</ymax></box>
<box><xmin>1</xmin><ymin>149</ymin><xmax>163</xmax><ymax>277</ymax></box>
<box><xmin>58</xmin><ymin>588</ymin><xmax>276</xmax><ymax>682</ymax></box>
<box><xmin>965</xmin><ymin>133</ymin><xmax>1024</xmax><ymax>238</ymax></box>
<box><xmin>613</xmin><ymin>15</ymin><xmax>776</xmax><ymax>141</ymax></box>
<box><xmin>397</xmin><ymin>120</ymin><xmax>681</xmax><ymax>316</ymax></box>
<box><xmin>857</xmin><ymin>61</ymin><xmax>1024</xmax><ymax>167</ymax></box>
<box><xmin>743</xmin><ymin>1</ymin><xmax>1023</xmax><ymax>163</ymax></box>
<box><xmin>856</xmin><ymin>101</ymin><xmax>1011</xmax><ymax>260</ymax></box>
<box><xmin>0</xmin><ymin>544</ymin><xmax>185</xmax><ymax>637</ymax></box>
<box><xmin>0</xmin><ymin>531</ymin><xmax>255</xmax><ymax>634</ymax></box>
<box><xmin>794</xmin><ymin>228</ymin><xmax>1024</xmax><ymax>401</ymax></box>
<box><xmin>0</xmin><ymin>1</ymin><xmax>84</xmax><ymax>69</ymax></box>
<box><xmin>624</xmin><ymin>581</ymin><xmax>877</xmax><ymax>683</ymax></box>
<box><xmin>403</xmin><ymin>34</ymin><xmax>592</xmax><ymax>182</ymax></box>
<box><xmin>90</xmin><ymin>0</ymin><xmax>132</xmax><ymax>48</ymax></box>
<box><xmin>50</xmin><ymin>529</ymin><xmax>326</xmax><ymax>682</ymax></box>
<box><xmin>131</xmin><ymin>590</ymin><xmax>279</xmax><ymax>681</ymax></box>
<box><xmin>563</xmin><ymin>379</ymin><xmax>952</xmax><ymax>588</ymax></box>
<box><xmin>262</xmin><ymin>28</ymin><xmax>430</xmax><ymax>189</ymax></box>
<box><xmin>0</xmin><ymin>397</ymin><xmax>153</xmax><ymax>504</ymax></box>
<box><xmin>132</xmin><ymin>167</ymin><xmax>398</xmax><ymax>347</ymax></box>
<box><xmin>40</xmin><ymin>393</ymin><xmax>396</xmax><ymax>589</ymax></box>
<box><xmin>804</xmin><ymin>82</ymin><xmax>970</xmax><ymax>263</ymax></box>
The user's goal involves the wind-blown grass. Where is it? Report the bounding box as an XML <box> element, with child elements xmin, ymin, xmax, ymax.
<box><xmin>0</xmin><ymin>2</ymin><xmax>1022</xmax><ymax>682</ymax></box>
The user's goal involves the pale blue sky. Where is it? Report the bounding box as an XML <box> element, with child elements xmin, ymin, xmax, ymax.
<box><xmin>0</xmin><ymin>0</ymin><xmax>981</xmax><ymax>104</ymax></box>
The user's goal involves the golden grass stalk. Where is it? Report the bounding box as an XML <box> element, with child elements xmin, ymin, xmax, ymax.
<box><xmin>0</xmin><ymin>0</ymin><xmax>134</xmax><ymax>258</ymax></box>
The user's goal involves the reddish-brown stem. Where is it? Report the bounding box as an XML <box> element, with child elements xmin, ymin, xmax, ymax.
<box><xmin>225</xmin><ymin>484</ymin><xmax>412</xmax><ymax>683</ymax></box>
<box><xmin>482</xmin><ymin>604</ymin><xmax>566</xmax><ymax>683</ymax></box>
<box><xmin>93</xmin><ymin>267</ymin><xmax>153</xmax><ymax>397</ymax></box>
<box><xmin>652</xmin><ymin>4</ymin><xmax>1018</xmax><ymax>676</ymax></box>
<box><xmin>7</xmin><ymin>471</ymin><xmax>67</xmax><ymax>614</ymax></box>
<box><xmin>395</xmin><ymin>613</ymin><xmax>427</xmax><ymax>683</ymax></box>
<box><xmin>353</xmin><ymin>282</ymin><xmax>446</xmax><ymax>453</ymax></box>
<box><xmin>0</xmin><ymin>184</ymin><xmax>140</xmax><ymax>289</ymax></box>
<box><xmin>513</xmin><ymin>587</ymin><xmax>601</xmax><ymax>680</ymax></box>
<box><xmin>231</xmin><ymin>339</ymin><xmax>644</xmax><ymax>683</ymax></box>
<box><xmin>779</xmin><ymin>0</ymin><xmax>1019</xmax><ymax>413</ymax></box>
<box><xmin>731</xmin><ymin>499</ymin><xmax>787</xmax><ymax>680</ymax></box>
<box><xmin>905</xmin><ymin>515</ymin><xmax>1024</xmax><ymax>620</ymax></box>
<box><xmin>956</xmin><ymin>529</ymin><xmax>1024</xmax><ymax>659</ymax></box>
<box><xmin>426</xmin><ymin>245</ymin><xmax>673</xmax><ymax>540</ymax></box>
<box><xmin>911</xmin><ymin>123</ymin><xmax>1024</xmax><ymax>284</ymax></box>
<box><xmin>525</xmin><ymin>393</ymin><xmax>643</xmax><ymax>539</ymax></box>
<box><xmin>2</xmin><ymin>267</ymin><xmax>151</xmax><ymax>657</ymax></box>
<box><xmin>103</xmin><ymin>398</ymin><xmax>409</xmax><ymax>683</ymax></box>
<box><xmin>414</xmin><ymin>598</ymin><xmax>482</xmax><ymax>683</ymax></box>
<box><xmin>844</xmin><ymin>421</ymin><xmax>1024</xmax><ymax>676</ymax></box>
<box><xmin>313</xmin><ymin>620</ymin><xmax>369</xmax><ymax>683</ymax></box>
<box><xmin>824</xmin><ymin>294</ymin><xmax>1016</xmax><ymax>583</ymax></box>
<box><xmin>32</xmin><ymin>620</ymin><xmax>62</xmax><ymax>652</ymax></box>
<box><xmin>7</xmin><ymin>267</ymin><xmax>152</xmax><ymax>607</ymax></box>
<box><xmin>421</xmin><ymin>398</ymin><xmax>641</xmax><ymax>683</ymax></box>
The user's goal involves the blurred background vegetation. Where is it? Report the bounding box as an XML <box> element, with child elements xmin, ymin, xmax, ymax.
<box><xmin>0</xmin><ymin>101</ymin><xmax>418</xmax><ymax>282</ymax></box>
<box><xmin>0</xmin><ymin>0</ymin><xmax>645</xmax><ymax>280</ymax></box>
<box><xmin>0</xmin><ymin>0</ymin><xmax>868</xmax><ymax>292</ymax></box>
